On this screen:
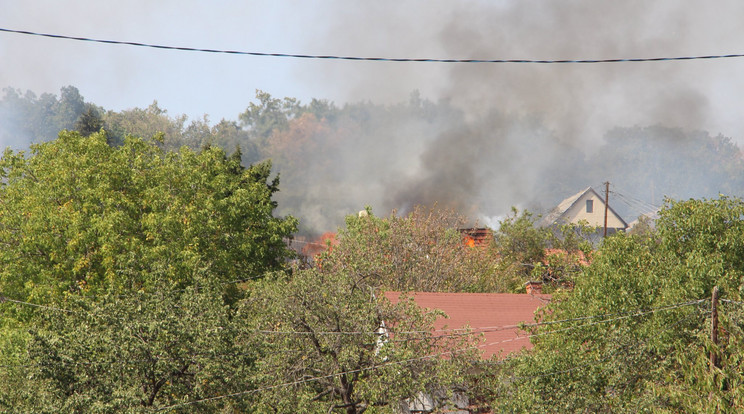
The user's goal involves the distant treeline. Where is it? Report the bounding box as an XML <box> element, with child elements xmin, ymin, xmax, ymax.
<box><xmin>2</xmin><ymin>86</ymin><xmax>742</xmax><ymax>233</ymax></box>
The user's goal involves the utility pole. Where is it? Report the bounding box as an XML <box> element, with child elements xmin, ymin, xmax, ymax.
<box><xmin>709</xmin><ymin>286</ymin><xmax>720</xmax><ymax>404</ymax></box>
<box><xmin>603</xmin><ymin>181</ymin><xmax>610</xmax><ymax>238</ymax></box>
<box><xmin>711</xmin><ymin>286</ymin><xmax>720</xmax><ymax>371</ymax></box>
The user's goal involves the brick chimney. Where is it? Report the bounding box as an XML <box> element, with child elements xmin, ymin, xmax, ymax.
<box><xmin>525</xmin><ymin>281</ymin><xmax>543</xmax><ymax>295</ymax></box>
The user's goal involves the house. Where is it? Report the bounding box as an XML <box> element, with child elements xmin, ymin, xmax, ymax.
<box><xmin>459</xmin><ymin>228</ymin><xmax>492</xmax><ymax>248</ymax></box>
<box><xmin>626</xmin><ymin>208</ymin><xmax>660</xmax><ymax>233</ymax></box>
<box><xmin>384</xmin><ymin>291</ymin><xmax>550</xmax><ymax>360</ymax></box>
<box><xmin>540</xmin><ymin>186</ymin><xmax>628</xmax><ymax>234</ymax></box>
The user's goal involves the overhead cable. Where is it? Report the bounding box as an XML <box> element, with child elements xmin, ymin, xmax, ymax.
<box><xmin>2</xmin><ymin>27</ymin><xmax>744</xmax><ymax>64</ymax></box>
<box><xmin>0</xmin><ymin>295</ymin><xmax>75</xmax><ymax>313</ymax></box>
<box><xmin>155</xmin><ymin>298</ymin><xmax>706</xmax><ymax>411</ymax></box>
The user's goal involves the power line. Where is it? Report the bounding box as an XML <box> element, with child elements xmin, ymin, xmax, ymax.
<box><xmin>154</xmin><ymin>299</ymin><xmax>706</xmax><ymax>411</ymax></box>
<box><xmin>3</xmin><ymin>27</ymin><xmax>744</xmax><ymax>64</ymax></box>
<box><xmin>1</xmin><ymin>284</ymin><xmax>704</xmax><ymax>339</ymax></box>
<box><xmin>612</xmin><ymin>191</ymin><xmax>661</xmax><ymax>213</ymax></box>
<box><xmin>0</xmin><ymin>295</ymin><xmax>75</xmax><ymax>313</ymax></box>
<box><xmin>509</xmin><ymin>306</ymin><xmax>705</xmax><ymax>382</ymax></box>
<box><xmin>255</xmin><ymin>299</ymin><xmax>706</xmax><ymax>338</ymax></box>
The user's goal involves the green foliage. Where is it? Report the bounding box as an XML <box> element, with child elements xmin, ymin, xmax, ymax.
<box><xmin>102</xmin><ymin>101</ymin><xmax>191</xmax><ymax>149</ymax></box>
<box><xmin>0</xmin><ymin>129</ymin><xmax>298</xmax><ymax>411</ymax></box>
<box><xmin>491</xmin><ymin>208</ymin><xmax>592</xmax><ymax>292</ymax></box>
<box><xmin>492</xmin><ymin>208</ymin><xmax>550</xmax><ymax>289</ymax></box>
<box><xmin>74</xmin><ymin>103</ymin><xmax>104</xmax><ymax>136</ymax></box>
<box><xmin>238</xmin><ymin>90</ymin><xmax>300</xmax><ymax>146</ymax></box>
<box><xmin>490</xmin><ymin>196</ymin><xmax>744</xmax><ymax>412</ymax></box>
<box><xmin>0</xmin><ymin>86</ymin><xmax>89</xmax><ymax>147</ymax></box>
<box><xmin>0</xmin><ymin>130</ymin><xmax>297</xmax><ymax>307</ymax></box>
<box><xmin>319</xmin><ymin>206</ymin><xmax>502</xmax><ymax>292</ymax></box>
<box><xmin>244</xmin><ymin>267</ymin><xmax>476</xmax><ymax>413</ymax></box>
<box><xmin>14</xmin><ymin>282</ymin><xmax>252</xmax><ymax>413</ymax></box>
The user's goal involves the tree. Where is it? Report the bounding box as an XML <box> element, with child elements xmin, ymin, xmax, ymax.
<box><xmin>0</xmin><ymin>130</ymin><xmax>297</xmax><ymax>307</ymax></box>
<box><xmin>0</xmin><ymin>130</ymin><xmax>298</xmax><ymax>410</ymax></box>
<box><xmin>53</xmin><ymin>86</ymin><xmax>86</xmax><ymax>131</ymax></box>
<box><xmin>319</xmin><ymin>206</ymin><xmax>503</xmax><ymax>293</ymax></box>
<box><xmin>238</xmin><ymin>90</ymin><xmax>300</xmax><ymax>148</ymax></box>
<box><xmin>202</xmin><ymin>119</ymin><xmax>260</xmax><ymax>165</ymax></box>
<box><xmin>13</xmin><ymin>281</ymin><xmax>253</xmax><ymax>413</ymax></box>
<box><xmin>488</xmin><ymin>196</ymin><xmax>744</xmax><ymax>412</ymax></box>
<box><xmin>74</xmin><ymin>103</ymin><xmax>104</xmax><ymax>136</ymax></box>
<box><xmin>0</xmin><ymin>86</ymin><xmax>91</xmax><ymax>148</ymax></box>
<box><xmin>102</xmin><ymin>101</ymin><xmax>189</xmax><ymax>148</ymax></box>
<box><xmin>580</xmin><ymin>126</ymin><xmax>744</xmax><ymax>218</ymax></box>
<box><xmin>490</xmin><ymin>208</ymin><xmax>551</xmax><ymax>290</ymax></box>
<box><xmin>244</xmin><ymin>267</ymin><xmax>476</xmax><ymax>413</ymax></box>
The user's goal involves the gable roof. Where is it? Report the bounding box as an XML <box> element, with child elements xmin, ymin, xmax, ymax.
<box><xmin>540</xmin><ymin>186</ymin><xmax>628</xmax><ymax>229</ymax></box>
<box><xmin>384</xmin><ymin>292</ymin><xmax>550</xmax><ymax>359</ymax></box>
<box><xmin>627</xmin><ymin>208</ymin><xmax>661</xmax><ymax>231</ymax></box>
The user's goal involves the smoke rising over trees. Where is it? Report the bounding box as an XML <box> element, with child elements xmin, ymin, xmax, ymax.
<box><xmin>2</xmin><ymin>86</ymin><xmax>744</xmax><ymax>235</ymax></box>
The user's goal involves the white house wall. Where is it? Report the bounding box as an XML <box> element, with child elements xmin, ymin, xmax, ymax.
<box><xmin>563</xmin><ymin>192</ymin><xmax>626</xmax><ymax>229</ymax></box>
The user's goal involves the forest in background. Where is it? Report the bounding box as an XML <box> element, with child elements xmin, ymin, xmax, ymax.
<box><xmin>2</xmin><ymin>85</ymin><xmax>743</xmax><ymax>235</ymax></box>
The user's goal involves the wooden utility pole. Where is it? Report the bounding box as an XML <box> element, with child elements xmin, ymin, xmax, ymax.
<box><xmin>603</xmin><ymin>181</ymin><xmax>610</xmax><ymax>238</ymax></box>
<box><xmin>709</xmin><ymin>286</ymin><xmax>721</xmax><ymax>405</ymax></box>
<box><xmin>711</xmin><ymin>285</ymin><xmax>720</xmax><ymax>371</ymax></box>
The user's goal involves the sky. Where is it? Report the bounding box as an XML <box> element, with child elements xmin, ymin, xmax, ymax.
<box><xmin>2</xmin><ymin>1</ymin><xmax>744</xmax><ymax>147</ymax></box>
<box><xmin>2</xmin><ymin>1</ymin><xmax>744</xmax><ymax>232</ymax></box>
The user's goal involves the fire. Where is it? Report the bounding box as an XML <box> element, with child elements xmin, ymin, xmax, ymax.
<box><xmin>464</xmin><ymin>236</ymin><xmax>476</xmax><ymax>248</ymax></box>
<box><xmin>460</xmin><ymin>228</ymin><xmax>492</xmax><ymax>248</ymax></box>
<box><xmin>301</xmin><ymin>231</ymin><xmax>338</xmax><ymax>259</ymax></box>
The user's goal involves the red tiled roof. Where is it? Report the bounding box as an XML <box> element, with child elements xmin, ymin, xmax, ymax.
<box><xmin>384</xmin><ymin>292</ymin><xmax>550</xmax><ymax>359</ymax></box>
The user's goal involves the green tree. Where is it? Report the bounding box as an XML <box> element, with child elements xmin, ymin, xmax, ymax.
<box><xmin>238</xmin><ymin>90</ymin><xmax>300</xmax><ymax>149</ymax></box>
<box><xmin>102</xmin><ymin>101</ymin><xmax>189</xmax><ymax>148</ymax></box>
<box><xmin>14</xmin><ymin>281</ymin><xmax>253</xmax><ymax>413</ymax></box>
<box><xmin>200</xmin><ymin>119</ymin><xmax>260</xmax><ymax>165</ymax></box>
<box><xmin>319</xmin><ymin>206</ymin><xmax>503</xmax><ymax>292</ymax></box>
<box><xmin>489</xmin><ymin>196</ymin><xmax>744</xmax><ymax>413</ymax></box>
<box><xmin>0</xmin><ymin>86</ymin><xmax>90</xmax><ymax>147</ymax></box>
<box><xmin>0</xmin><ymin>130</ymin><xmax>297</xmax><ymax>307</ymax></box>
<box><xmin>244</xmin><ymin>267</ymin><xmax>476</xmax><ymax>413</ymax></box>
<box><xmin>0</xmin><ymin>130</ymin><xmax>298</xmax><ymax>410</ymax></box>
<box><xmin>488</xmin><ymin>208</ymin><xmax>593</xmax><ymax>292</ymax></box>
<box><xmin>74</xmin><ymin>103</ymin><xmax>104</xmax><ymax>136</ymax></box>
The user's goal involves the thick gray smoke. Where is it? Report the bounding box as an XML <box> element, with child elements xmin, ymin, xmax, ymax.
<box><xmin>3</xmin><ymin>1</ymin><xmax>744</xmax><ymax>233</ymax></box>
<box><xmin>285</xmin><ymin>1</ymin><xmax>744</xmax><ymax>230</ymax></box>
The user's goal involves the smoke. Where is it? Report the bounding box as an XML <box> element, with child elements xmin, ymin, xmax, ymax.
<box><xmin>309</xmin><ymin>0</ymin><xmax>741</xmax><ymax>144</ymax></box>
<box><xmin>3</xmin><ymin>1</ymin><xmax>744</xmax><ymax>233</ymax></box>
<box><xmin>283</xmin><ymin>0</ymin><xmax>744</xmax><ymax>231</ymax></box>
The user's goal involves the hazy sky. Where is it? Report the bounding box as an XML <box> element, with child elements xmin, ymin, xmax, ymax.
<box><xmin>2</xmin><ymin>0</ymin><xmax>744</xmax><ymax>149</ymax></box>
<box><xmin>2</xmin><ymin>1</ymin><xmax>744</xmax><ymax>230</ymax></box>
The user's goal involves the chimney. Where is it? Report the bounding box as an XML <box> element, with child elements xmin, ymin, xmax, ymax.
<box><xmin>525</xmin><ymin>281</ymin><xmax>543</xmax><ymax>295</ymax></box>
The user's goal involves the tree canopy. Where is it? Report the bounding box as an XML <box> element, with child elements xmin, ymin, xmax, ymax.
<box><xmin>244</xmin><ymin>267</ymin><xmax>476</xmax><ymax>413</ymax></box>
<box><xmin>485</xmin><ymin>196</ymin><xmax>744</xmax><ymax>413</ymax></box>
<box><xmin>316</xmin><ymin>206</ymin><xmax>503</xmax><ymax>292</ymax></box>
<box><xmin>0</xmin><ymin>130</ymin><xmax>297</xmax><ymax>306</ymax></box>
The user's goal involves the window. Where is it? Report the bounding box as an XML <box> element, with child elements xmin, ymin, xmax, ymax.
<box><xmin>586</xmin><ymin>199</ymin><xmax>594</xmax><ymax>213</ymax></box>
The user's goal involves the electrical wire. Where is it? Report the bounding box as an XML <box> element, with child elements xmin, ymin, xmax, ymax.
<box><xmin>255</xmin><ymin>299</ymin><xmax>706</xmax><ymax>338</ymax></box>
<box><xmin>0</xmin><ymin>295</ymin><xmax>74</xmax><ymax>313</ymax></box>
<box><xmin>154</xmin><ymin>298</ymin><xmax>706</xmax><ymax>411</ymax></box>
<box><xmin>1</xmin><ymin>286</ymin><xmax>705</xmax><ymax>340</ymax></box>
<box><xmin>610</xmin><ymin>184</ymin><xmax>662</xmax><ymax>211</ymax></box>
<box><xmin>509</xmin><ymin>306</ymin><xmax>706</xmax><ymax>382</ymax></box>
<box><xmin>2</xmin><ymin>27</ymin><xmax>744</xmax><ymax>64</ymax></box>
